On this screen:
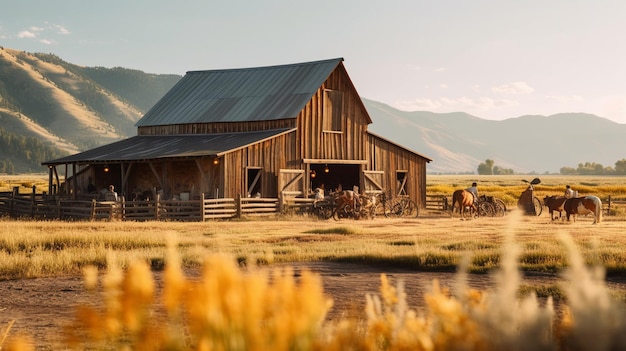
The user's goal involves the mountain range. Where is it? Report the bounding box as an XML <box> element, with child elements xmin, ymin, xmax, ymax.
<box><xmin>1</xmin><ymin>46</ymin><xmax>624</xmax><ymax>174</ymax></box>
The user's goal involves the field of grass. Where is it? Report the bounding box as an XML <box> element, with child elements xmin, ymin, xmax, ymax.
<box><xmin>2</xmin><ymin>174</ymin><xmax>626</xmax><ymax>350</ymax></box>
<box><xmin>1</xmin><ymin>174</ymin><xmax>626</xmax><ymax>280</ymax></box>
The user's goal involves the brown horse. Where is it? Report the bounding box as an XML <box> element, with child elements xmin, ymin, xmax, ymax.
<box><xmin>564</xmin><ymin>196</ymin><xmax>603</xmax><ymax>224</ymax></box>
<box><xmin>451</xmin><ymin>189</ymin><xmax>476</xmax><ymax>220</ymax></box>
<box><xmin>543</xmin><ymin>195</ymin><xmax>567</xmax><ymax>221</ymax></box>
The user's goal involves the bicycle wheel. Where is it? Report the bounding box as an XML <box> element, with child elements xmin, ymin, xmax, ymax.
<box><xmin>493</xmin><ymin>199</ymin><xmax>506</xmax><ymax>217</ymax></box>
<box><xmin>402</xmin><ymin>200</ymin><xmax>419</xmax><ymax>217</ymax></box>
<box><xmin>390</xmin><ymin>202</ymin><xmax>404</xmax><ymax>217</ymax></box>
<box><xmin>478</xmin><ymin>201</ymin><xmax>494</xmax><ymax>217</ymax></box>
<box><xmin>383</xmin><ymin>201</ymin><xmax>396</xmax><ymax>218</ymax></box>
<box><xmin>532</xmin><ymin>197</ymin><xmax>543</xmax><ymax>216</ymax></box>
<box><xmin>369</xmin><ymin>203</ymin><xmax>380</xmax><ymax>219</ymax></box>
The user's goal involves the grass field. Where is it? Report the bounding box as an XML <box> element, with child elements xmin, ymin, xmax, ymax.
<box><xmin>1</xmin><ymin>174</ymin><xmax>626</xmax><ymax>280</ymax></box>
<box><xmin>2</xmin><ymin>174</ymin><xmax>626</xmax><ymax>350</ymax></box>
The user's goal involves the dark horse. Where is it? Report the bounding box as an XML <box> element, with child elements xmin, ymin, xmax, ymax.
<box><xmin>452</xmin><ymin>189</ymin><xmax>477</xmax><ymax>220</ymax></box>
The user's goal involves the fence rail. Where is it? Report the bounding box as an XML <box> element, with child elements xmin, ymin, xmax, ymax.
<box><xmin>0</xmin><ymin>189</ymin><xmax>285</xmax><ymax>221</ymax></box>
<box><xmin>604</xmin><ymin>195</ymin><xmax>626</xmax><ymax>216</ymax></box>
<box><xmin>426</xmin><ymin>194</ymin><xmax>449</xmax><ymax>211</ymax></box>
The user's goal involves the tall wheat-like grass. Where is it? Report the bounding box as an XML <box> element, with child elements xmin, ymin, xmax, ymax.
<box><xmin>4</xmin><ymin>215</ymin><xmax>626</xmax><ymax>350</ymax></box>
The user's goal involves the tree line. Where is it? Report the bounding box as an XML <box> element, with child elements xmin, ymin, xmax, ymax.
<box><xmin>0</xmin><ymin>128</ymin><xmax>68</xmax><ymax>174</ymax></box>
<box><xmin>477</xmin><ymin>159</ymin><xmax>626</xmax><ymax>175</ymax></box>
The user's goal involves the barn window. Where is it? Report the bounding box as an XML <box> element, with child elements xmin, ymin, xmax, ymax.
<box><xmin>246</xmin><ymin>167</ymin><xmax>262</xmax><ymax>197</ymax></box>
<box><xmin>396</xmin><ymin>171</ymin><xmax>408</xmax><ymax>197</ymax></box>
<box><xmin>323</xmin><ymin>89</ymin><xmax>343</xmax><ymax>132</ymax></box>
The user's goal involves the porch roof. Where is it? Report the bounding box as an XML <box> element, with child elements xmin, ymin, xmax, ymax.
<box><xmin>42</xmin><ymin>128</ymin><xmax>293</xmax><ymax>166</ymax></box>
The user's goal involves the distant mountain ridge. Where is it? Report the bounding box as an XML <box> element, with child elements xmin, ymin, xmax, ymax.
<box><xmin>1</xmin><ymin>46</ymin><xmax>624</xmax><ymax>174</ymax></box>
<box><xmin>364</xmin><ymin>99</ymin><xmax>626</xmax><ymax>173</ymax></box>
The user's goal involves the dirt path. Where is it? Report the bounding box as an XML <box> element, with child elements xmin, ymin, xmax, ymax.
<box><xmin>2</xmin><ymin>262</ymin><xmax>626</xmax><ymax>350</ymax></box>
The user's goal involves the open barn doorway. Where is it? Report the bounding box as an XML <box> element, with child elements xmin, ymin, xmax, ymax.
<box><xmin>309</xmin><ymin>163</ymin><xmax>360</xmax><ymax>194</ymax></box>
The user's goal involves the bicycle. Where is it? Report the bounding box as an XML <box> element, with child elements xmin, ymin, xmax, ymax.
<box><xmin>517</xmin><ymin>178</ymin><xmax>542</xmax><ymax>216</ymax></box>
<box><xmin>370</xmin><ymin>192</ymin><xmax>418</xmax><ymax>218</ymax></box>
<box><xmin>478</xmin><ymin>195</ymin><xmax>506</xmax><ymax>217</ymax></box>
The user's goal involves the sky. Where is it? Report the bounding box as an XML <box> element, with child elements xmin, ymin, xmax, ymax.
<box><xmin>2</xmin><ymin>0</ymin><xmax>626</xmax><ymax>124</ymax></box>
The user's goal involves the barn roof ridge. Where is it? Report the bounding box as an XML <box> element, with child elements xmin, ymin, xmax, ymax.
<box><xmin>136</xmin><ymin>58</ymin><xmax>345</xmax><ymax>127</ymax></box>
<box><xmin>185</xmin><ymin>57</ymin><xmax>344</xmax><ymax>74</ymax></box>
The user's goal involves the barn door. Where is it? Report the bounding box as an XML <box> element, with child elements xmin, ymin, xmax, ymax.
<box><xmin>278</xmin><ymin>169</ymin><xmax>305</xmax><ymax>197</ymax></box>
<box><xmin>363</xmin><ymin>170</ymin><xmax>384</xmax><ymax>195</ymax></box>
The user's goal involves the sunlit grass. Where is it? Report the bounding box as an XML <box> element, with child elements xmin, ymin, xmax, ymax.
<box><xmin>6</xmin><ymin>216</ymin><xmax>626</xmax><ymax>350</ymax></box>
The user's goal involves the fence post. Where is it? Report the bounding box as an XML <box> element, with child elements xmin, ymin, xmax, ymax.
<box><xmin>119</xmin><ymin>196</ymin><xmax>125</xmax><ymax>221</ymax></box>
<box><xmin>607</xmin><ymin>195</ymin><xmax>612</xmax><ymax>216</ymax></box>
<box><xmin>155</xmin><ymin>194</ymin><xmax>160</xmax><ymax>220</ymax></box>
<box><xmin>236</xmin><ymin>193</ymin><xmax>242</xmax><ymax>218</ymax></box>
<box><xmin>31</xmin><ymin>185</ymin><xmax>36</xmax><ymax>217</ymax></box>
<box><xmin>201</xmin><ymin>193</ymin><xmax>206</xmax><ymax>221</ymax></box>
<box><xmin>91</xmin><ymin>199</ymin><xmax>96</xmax><ymax>221</ymax></box>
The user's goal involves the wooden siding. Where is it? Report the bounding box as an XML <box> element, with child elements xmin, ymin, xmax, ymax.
<box><xmin>366</xmin><ymin>133</ymin><xmax>428</xmax><ymax>208</ymax></box>
<box><xmin>295</xmin><ymin>66</ymin><xmax>370</xmax><ymax>161</ymax></box>
<box><xmin>137</xmin><ymin>119</ymin><xmax>296</xmax><ymax>135</ymax></box>
<box><xmin>221</xmin><ymin>131</ymin><xmax>297</xmax><ymax>198</ymax></box>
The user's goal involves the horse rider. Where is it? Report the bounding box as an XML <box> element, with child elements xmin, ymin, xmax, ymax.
<box><xmin>466</xmin><ymin>182</ymin><xmax>479</xmax><ymax>204</ymax></box>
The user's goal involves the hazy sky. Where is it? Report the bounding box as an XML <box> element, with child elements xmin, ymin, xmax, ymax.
<box><xmin>2</xmin><ymin>0</ymin><xmax>626</xmax><ymax>124</ymax></box>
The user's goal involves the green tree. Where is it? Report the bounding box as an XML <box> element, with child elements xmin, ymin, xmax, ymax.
<box><xmin>615</xmin><ymin>159</ymin><xmax>626</xmax><ymax>175</ymax></box>
<box><xmin>477</xmin><ymin>159</ymin><xmax>494</xmax><ymax>175</ymax></box>
<box><xmin>560</xmin><ymin>166</ymin><xmax>577</xmax><ymax>175</ymax></box>
<box><xmin>493</xmin><ymin>166</ymin><xmax>514</xmax><ymax>175</ymax></box>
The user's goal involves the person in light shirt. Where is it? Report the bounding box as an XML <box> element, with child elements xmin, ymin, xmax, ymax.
<box><xmin>466</xmin><ymin>182</ymin><xmax>478</xmax><ymax>204</ymax></box>
<box><xmin>564</xmin><ymin>185</ymin><xmax>575</xmax><ymax>199</ymax></box>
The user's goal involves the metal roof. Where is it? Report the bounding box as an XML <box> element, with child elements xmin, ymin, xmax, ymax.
<box><xmin>42</xmin><ymin>129</ymin><xmax>293</xmax><ymax>165</ymax></box>
<box><xmin>135</xmin><ymin>58</ymin><xmax>344</xmax><ymax>127</ymax></box>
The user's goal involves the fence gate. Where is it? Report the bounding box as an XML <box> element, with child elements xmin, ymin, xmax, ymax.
<box><xmin>278</xmin><ymin>169</ymin><xmax>306</xmax><ymax>197</ymax></box>
<box><xmin>362</xmin><ymin>170</ymin><xmax>384</xmax><ymax>195</ymax></box>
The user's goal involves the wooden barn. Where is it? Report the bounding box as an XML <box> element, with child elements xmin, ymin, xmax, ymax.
<box><xmin>42</xmin><ymin>58</ymin><xmax>432</xmax><ymax>208</ymax></box>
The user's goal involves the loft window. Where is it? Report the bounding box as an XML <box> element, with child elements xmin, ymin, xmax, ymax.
<box><xmin>323</xmin><ymin>89</ymin><xmax>343</xmax><ymax>132</ymax></box>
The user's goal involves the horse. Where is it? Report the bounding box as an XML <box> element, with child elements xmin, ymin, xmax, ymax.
<box><xmin>564</xmin><ymin>196</ymin><xmax>602</xmax><ymax>224</ymax></box>
<box><xmin>543</xmin><ymin>195</ymin><xmax>567</xmax><ymax>221</ymax></box>
<box><xmin>451</xmin><ymin>189</ymin><xmax>477</xmax><ymax>220</ymax></box>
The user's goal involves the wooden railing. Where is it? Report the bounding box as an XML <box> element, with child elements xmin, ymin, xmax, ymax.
<box><xmin>604</xmin><ymin>195</ymin><xmax>626</xmax><ymax>216</ymax></box>
<box><xmin>426</xmin><ymin>194</ymin><xmax>449</xmax><ymax>211</ymax></box>
<box><xmin>0</xmin><ymin>189</ymin><xmax>283</xmax><ymax>221</ymax></box>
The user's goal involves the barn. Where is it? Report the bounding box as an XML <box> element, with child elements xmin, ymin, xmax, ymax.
<box><xmin>42</xmin><ymin>58</ymin><xmax>432</xmax><ymax>210</ymax></box>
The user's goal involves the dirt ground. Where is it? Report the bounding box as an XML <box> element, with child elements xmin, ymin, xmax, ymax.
<box><xmin>5</xmin><ymin>262</ymin><xmax>626</xmax><ymax>350</ymax></box>
<box><xmin>0</xmin><ymin>262</ymin><xmax>626</xmax><ymax>350</ymax></box>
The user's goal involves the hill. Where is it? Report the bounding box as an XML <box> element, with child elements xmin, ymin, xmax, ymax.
<box><xmin>0</xmin><ymin>47</ymin><xmax>180</xmax><ymax>172</ymax></box>
<box><xmin>364</xmin><ymin>99</ymin><xmax>626</xmax><ymax>173</ymax></box>
<box><xmin>2</xmin><ymin>46</ymin><xmax>624</xmax><ymax>174</ymax></box>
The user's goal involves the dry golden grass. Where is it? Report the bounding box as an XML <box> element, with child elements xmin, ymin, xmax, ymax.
<box><xmin>5</xmin><ymin>222</ymin><xmax>626</xmax><ymax>350</ymax></box>
<box><xmin>1</xmin><ymin>208</ymin><xmax>626</xmax><ymax>281</ymax></box>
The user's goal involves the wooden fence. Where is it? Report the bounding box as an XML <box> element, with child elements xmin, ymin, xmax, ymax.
<box><xmin>0</xmin><ymin>189</ymin><xmax>282</xmax><ymax>221</ymax></box>
<box><xmin>426</xmin><ymin>194</ymin><xmax>449</xmax><ymax>211</ymax></box>
<box><xmin>604</xmin><ymin>195</ymin><xmax>626</xmax><ymax>216</ymax></box>
<box><xmin>3</xmin><ymin>187</ymin><xmax>624</xmax><ymax>221</ymax></box>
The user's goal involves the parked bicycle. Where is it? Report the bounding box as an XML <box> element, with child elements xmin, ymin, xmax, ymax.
<box><xmin>478</xmin><ymin>195</ymin><xmax>507</xmax><ymax>217</ymax></box>
<box><xmin>371</xmin><ymin>192</ymin><xmax>419</xmax><ymax>218</ymax></box>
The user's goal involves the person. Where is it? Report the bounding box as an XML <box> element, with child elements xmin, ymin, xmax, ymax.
<box><xmin>104</xmin><ymin>184</ymin><xmax>118</xmax><ymax>201</ymax></box>
<box><xmin>564</xmin><ymin>185</ymin><xmax>575</xmax><ymax>199</ymax></box>
<box><xmin>466</xmin><ymin>182</ymin><xmax>479</xmax><ymax>204</ymax></box>
<box><xmin>87</xmin><ymin>177</ymin><xmax>97</xmax><ymax>194</ymax></box>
